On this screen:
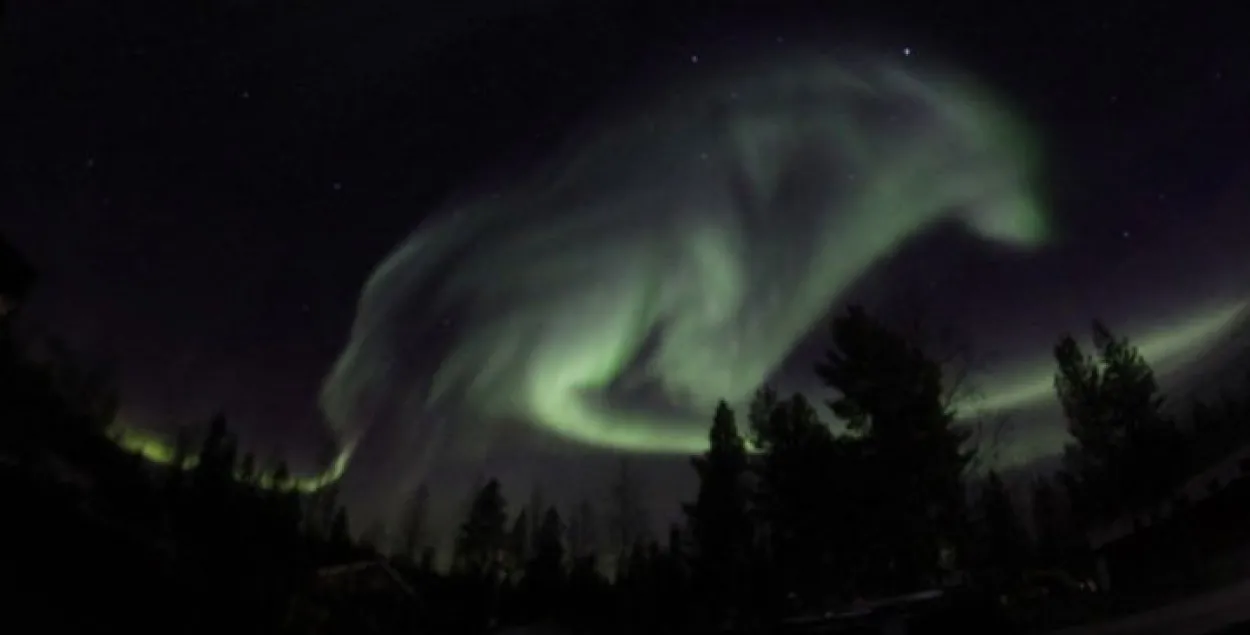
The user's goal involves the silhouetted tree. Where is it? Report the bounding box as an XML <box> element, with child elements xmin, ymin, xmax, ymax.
<box><xmin>566</xmin><ymin>547</ymin><xmax>610</xmax><ymax>627</ymax></box>
<box><xmin>360</xmin><ymin>520</ymin><xmax>389</xmax><ymax>553</ymax></box>
<box><xmin>642</xmin><ymin>524</ymin><xmax>691</xmax><ymax>626</ymax></box>
<box><xmin>1030</xmin><ymin>476</ymin><xmax>1060</xmax><ymax>566</ymax></box>
<box><xmin>615</xmin><ymin>538</ymin><xmax>660</xmax><ymax>624</ymax></box>
<box><xmin>608</xmin><ymin>457</ymin><xmax>648</xmax><ymax>576</ymax></box>
<box><xmin>192</xmin><ymin>414</ymin><xmax>236</xmax><ymax>491</ymax></box>
<box><xmin>237</xmin><ymin>451</ymin><xmax>259</xmax><ymax>486</ymax></box>
<box><xmin>749</xmin><ymin>388</ymin><xmax>856</xmax><ymax>607</ymax></box>
<box><xmin>304</xmin><ymin>483</ymin><xmax>353</xmax><ymax>560</ymax></box>
<box><xmin>566</xmin><ymin>498</ymin><xmax>598</xmax><ymax>560</ymax></box>
<box><xmin>39</xmin><ymin>339</ymin><xmax>118</xmax><ymax>436</ymax></box>
<box><xmin>972</xmin><ymin>471</ymin><xmax>1032</xmax><ymax>592</ymax></box>
<box><xmin>817</xmin><ymin>305</ymin><xmax>972</xmax><ymax>594</ymax></box>
<box><xmin>527</xmin><ymin>483</ymin><xmax>545</xmax><ymax>547</ymax></box>
<box><xmin>684</xmin><ymin>400</ymin><xmax>753</xmax><ymax>621</ymax></box>
<box><xmin>1031</xmin><ymin>475</ymin><xmax>1080</xmax><ymax>570</ymax></box>
<box><xmin>395</xmin><ymin>481</ymin><xmax>430</xmax><ymax>561</ymax></box>
<box><xmin>1187</xmin><ymin>392</ymin><xmax>1250</xmax><ymax>466</ymax></box>
<box><xmin>1</xmin><ymin>237</ymin><xmax>392</xmax><ymax>634</ymax></box>
<box><xmin>448</xmin><ymin>479</ymin><xmax>510</xmax><ymax>633</ymax></box>
<box><xmin>419</xmin><ymin>545</ymin><xmax>437</xmax><ymax>572</ymax></box>
<box><xmin>163</xmin><ymin>424</ymin><xmax>193</xmax><ymax>502</ymax></box>
<box><xmin>507</xmin><ymin>508</ymin><xmax>530</xmax><ymax>579</ymax></box>
<box><xmin>525</xmin><ymin>506</ymin><xmax>567</xmax><ymax>617</ymax></box>
<box><xmin>1055</xmin><ymin>321</ymin><xmax>1185</xmax><ymax>518</ymax></box>
<box><xmin>455</xmin><ymin>478</ymin><xmax>508</xmax><ymax>577</ymax></box>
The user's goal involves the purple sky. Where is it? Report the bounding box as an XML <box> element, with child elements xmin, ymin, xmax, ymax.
<box><xmin>2</xmin><ymin>0</ymin><xmax>1248</xmax><ymax>527</ymax></box>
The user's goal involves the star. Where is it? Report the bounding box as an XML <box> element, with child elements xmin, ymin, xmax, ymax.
<box><xmin>1122</xmin><ymin>230</ymin><xmax>1131</xmax><ymax>239</ymax></box>
<box><xmin>903</xmin><ymin>47</ymin><xmax>913</xmax><ymax>56</ymax></box>
<box><xmin>240</xmin><ymin>90</ymin><xmax>250</xmax><ymax>99</ymax></box>
<box><xmin>690</xmin><ymin>54</ymin><xmax>700</xmax><ymax>64</ymax></box>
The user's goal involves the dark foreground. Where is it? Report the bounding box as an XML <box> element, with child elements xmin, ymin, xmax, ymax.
<box><xmin>1046</xmin><ymin>579</ymin><xmax>1250</xmax><ymax>635</ymax></box>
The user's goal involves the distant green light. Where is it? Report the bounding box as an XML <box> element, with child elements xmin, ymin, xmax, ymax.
<box><xmin>109</xmin><ymin>424</ymin><xmax>352</xmax><ymax>493</ymax></box>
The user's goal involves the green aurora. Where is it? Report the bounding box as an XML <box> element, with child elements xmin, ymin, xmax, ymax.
<box><xmin>110</xmin><ymin>297</ymin><xmax>1245</xmax><ymax>487</ymax></box>
<box><xmin>108</xmin><ymin>51</ymin><xmax>1248</xmax><ymax>488</ymax></box>
<box><xmin>109</xmin><ymin>426</ymin><xmax>354</xmax><ymax>494</ymax></box>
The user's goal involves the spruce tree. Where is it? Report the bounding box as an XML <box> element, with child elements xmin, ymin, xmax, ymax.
<box><xmin>1055</xmin><ymin>321</ymin><xmax>1184</xmax><ymax>517</ymax></box>
<box><xmin>816</xmin><ymin>306</ymin><xmax>971</xmax><ymax>593</ymax></box>
<box><xmin>684</xmin><ymin>401</ymin><xmax>752</xmax><ymax>618</ymax></box>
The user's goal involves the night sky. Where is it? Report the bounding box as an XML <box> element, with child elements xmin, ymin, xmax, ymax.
<box><xmin>3</xmin><ymin>0</ymin><xmax>1249</xmax><ymax>532</ymax></box>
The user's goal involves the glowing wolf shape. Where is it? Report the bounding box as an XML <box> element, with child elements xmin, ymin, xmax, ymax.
<box><xmin>321</xmin><ymin>50</ymin><xmax>1050</xmax><ymax>472</ymax></box>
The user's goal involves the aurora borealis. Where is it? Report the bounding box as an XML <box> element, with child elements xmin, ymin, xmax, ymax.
<box><xmin>5</xmin><ymin>0</ymin><xmax>1248</xmax><ymax>534</ymax></box>
<box><xmin>107</xmin><ymin>50</ymin><xmax>1250</xmax><ymax>501</ymax></box>
<box><xmin>323</xmin><ymin>53</ymin><xmax>1052</xmax><ymax>463</ymax></box>
<box><xmin>321</xmin><ymin>50</ymin><xmax>1247</xmax><ymax>492</ymax></box>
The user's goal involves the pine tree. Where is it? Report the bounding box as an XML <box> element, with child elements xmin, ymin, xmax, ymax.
<box><xmin>652</xmin><ymin>532</ymin><xmax>688</xmax><ymax>625</ymax></box>
<box><xmin>1055</xmin><ymin>321</ymin><xmax>1185</xmax><ymax>517</ymax></box>
<box><xmin>238</xmin><ymin>452</ymin><xmax>258</xmax><ymax>486</ymax></box>
<box><xmin>747</xmin><ymin>385</ymin><xmax>780</xmax><ymax>450</ymax></box>
<box><xmin>188</xmin><ymin>414</ymin><xmax>240</xmax><ymax>557</ymax></box>
<box><xmin>329</xmin><ymin>507</ymin><xmax>352</xmax><ymax>554</ymax></box>
<box><xmin>193</xmin><ymin>414</ymin><xmax>237</xmax><ymax>490</ymax></box>
<box><xmin>816</xmin><ymin>306</ymin><xmax>972</xmax><ymax>593</ymax></box>
<box><xmin>526</xmin><ymin>507</ymin><xmax>567</xmax><ymax>603</ymax></box>
<box><xmin>360</xmin><ymin>521</ymin><xmax>389</xmax><ymax>554</ymax></box>
<box><xmin>164</xmin><ymin>425</ymin><xmax>193</xmax><ymax>507</ymax></box>
<box><xmin>1030</xmin><ymin>475</ymin><xmax>1072</xmax><ymax>569</ymax></box>
<box><xmin>566</xmin><ymin>498</ymin><xmax>598</xmax><ymax>560</ymax></box>
<box><xmin>608</xmin><ymin>457</ymin><xmax>647</xmax><ymax>576</ymax></box>
<box><xmin>748</xmin><ymin>389</ymin><xmax>852</xmax><ymax>604</ymax></box>
<box><xmin>304</xmin><ymin>482</ymin><xmax>341</xmax><ymax>541</ymax></box>
<box><xmin>418</xmin><ymin>546</ymin><xmax>437</xmax><ymax>573</ymax></box>
<box><xmin>456</xmin><ymin>478</ymin><xmax>509</xmax><ymax>577</ymax></box>
<box><xmin>1057</xmin><ymin>470</ymin><xmax>1091</xmax><ymax>532</ymax></box>
<box><xmin>395</xmin><ymin>482</ymin><xmax>430</xmax><ymax>561</ymax></box>
<box><xmin>527</xmin><ymin>484</ymin><xmax>545</xmax><ymax>546</ymax></box>
<box><xmin>684</xmin><ymin>401</ymin><xmax>753</xmax><ymax>618</ymax></box>
<box><xmin>973</xmin><ymin>471</ymin><xmax>1032</xmax><ymax>591</ymax></box>
<box><xmin>508</xmin><ymin>509</ymin><xmax>530</xmax><ymax>577</ymax></box>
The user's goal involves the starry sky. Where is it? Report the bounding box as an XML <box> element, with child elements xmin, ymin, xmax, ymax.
<box><xmin>3</xmin><ymin>0</ymin><xmax>1249</xmax><ymax>529</ymax></box>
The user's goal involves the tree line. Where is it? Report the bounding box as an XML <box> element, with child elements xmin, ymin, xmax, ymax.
<box><xmin>3</xmin><ymin>236</ymin><xmax>1248</xmax><ymax>634</ymax></box>
<box><xmin>373</xmin><ymin>308</ymin><xmax>1250</xmax><ymax>632</ymax></box>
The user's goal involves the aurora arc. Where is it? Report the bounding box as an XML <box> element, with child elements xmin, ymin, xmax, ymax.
<box><xmin>108</xmin><ymin>425</ymin><xmax>355</xmax><ymax>494</ymax></box>
<box><xmin>109</xmin><ymin>294</ymin><xmax>1244</xmax><ymax>486</ymax></box>
<box><xmin>319</xmin><ymin>51</ymin><xmax>1057</xmax><ymax>464</ymax></box>
<box><xmin>100</xmin><ymin>51</ymin><xmax>1250</xmax><ymax>490</ymax></box>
